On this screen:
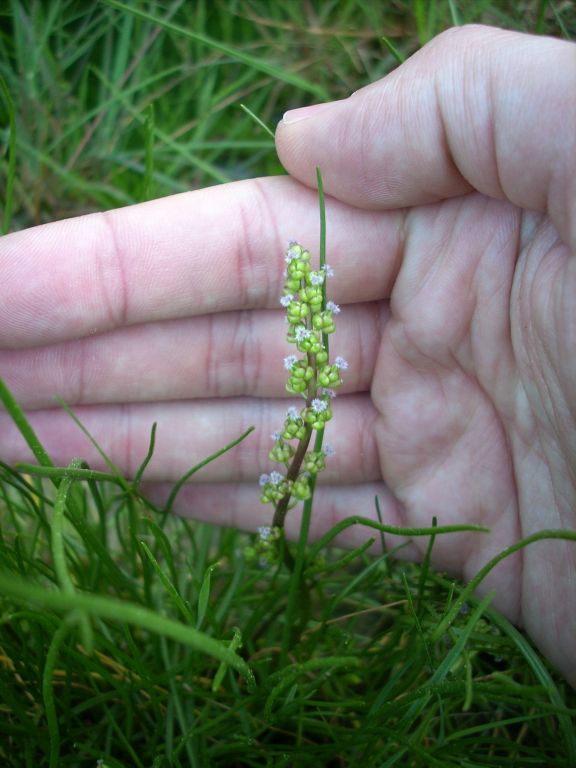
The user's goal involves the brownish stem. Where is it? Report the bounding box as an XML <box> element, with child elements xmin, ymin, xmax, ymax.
<box><xmin>272</xmin><ymin>349</ymin><xmax>316</xmax><ymax>532</ymax></box>
<box><xmin>271</xmin><ymin>423</ymin><xmax>313</xmax><ymax>530</ymax></box>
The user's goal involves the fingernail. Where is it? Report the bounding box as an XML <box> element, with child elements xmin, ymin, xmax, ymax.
<box><xmin>282</xmin><ymin>101</ymin><xmax>338</xmax><ymax>125</ymax></box>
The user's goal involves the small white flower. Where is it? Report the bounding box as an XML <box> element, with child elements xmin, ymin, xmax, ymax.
<box><xmin>283</xmin><ymin>354</ymin><xmax>298</xmax><ymax>370</ymax></box>
<box><xmin>309</xmin><ymin>271</ymin><xmax>324</xmax><ymax>286</ymax></box>
<box><xmin>280</xmin><ymin>295</ymin><xmax>292</xmax><ymax>307</ymax></box>
<box><xmin>270</xmin><ymin>471</ymin><xmax>284</xmax><ymax>485</ymax></box>
<box><xmin>286</xmin><ymin>406</ymin><xmax>299</xmax><ymax>420</ymax></box>
<box><xmin>323</xmin><ymin>264</ymin><xmax>334</xmax><ymax>277</ymax></box>
<box><xmin>319</xmin><ymin>387</ymin><xmax>336</xmax><ymax>398</ymax></box>
<box><xmin>259</xmin><ymin>473</ymin><xmax>270</xmax><ymax>487</ymax></box>
<box><xmin>285</xmin><ymin>242</ymin><xmax>301</xmax><ymax>262</ymax></box>
<box><xmin>334</xmin><ymin>356</ymin><xmax>349</xmax><ymax>370</ymax></box>
<box><xmin>294</xmin><ymin>325</ymin><xmax>310</xmax><ymax>341</ymax></box>
<box><xmin>326</xmin><ymin>300</ymin><xmax>340</xmax><ymax>314</ymax></box>
<box><xmin>323</xmin><ymin>444</ymin><xmax>335</xmax><ymax>457</ymax></box>
<box><xmin>271</xmin><ymin>431</ymin><xmax>282</xmax><ymax>441</ymax></box>
<box><xmin>257</xmin><ymin>525</ymin><xmax>272</xmax><ymax>541</ymax></box>
<box><xmin>311</xmin><ymin>398</ymin><xmax>328</xmax><ymax>413</ymax></box>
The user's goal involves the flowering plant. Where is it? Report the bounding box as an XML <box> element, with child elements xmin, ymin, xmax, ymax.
<box><xmin>255</xmin><ymin>241</ymin><xmax>347</xmax><ymax>567</ymax></box>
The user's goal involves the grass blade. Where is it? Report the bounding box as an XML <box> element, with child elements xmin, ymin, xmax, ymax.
<box><xmin>432</xmin><ymin>529</ymin><xmax>576</xmax><ymax>642</ymax></box>
<box><xmin>239</xmin><ymin>104</ymin><xmax>275</xmax><ymax>139</ymax></box>
<box><xmin>0</xmin><ymin>75</ymin><xmax>16</xmax><ymax>234</ymax></box>
<box><xmin>165</xmin><ymin>426</ymin><xmax>255</xmax><ymax>513</ymax></box>
<box><xmin>103</xmin><ymin>0</ymin><xmax>328</xmax><ymax>100</ymax></box>
<box><xmin>0</xmin><ymin>572</ymin><xmax>255</xmax><ymax>689</ymax></box>
<box><xmin>307</xmin><ymin>515</ymin><xmax>489</xmax><ymax>560</ymax></box>
<box><xmin>138</xmin><ymin>539</ymin><xmax>195</xmax><ymax>623</ymax></box>
<box><xmin>0</xmin><ymin>378</ymin><xmax>54</xmax><ymax>469</ymax></box>
<box><xmin>381</xmin><ymin>35</ymin><xmax>405</xmax><ymax>64</ymax></box>
<box><xmin>132</xmin><ymin>422</ymin><xmax>158</xmax><ymax>490</ymax></box>
<box><xmin>42</xmin><ymin>619</ymin><xmax>71</xmax><ymax>768</ymax></box>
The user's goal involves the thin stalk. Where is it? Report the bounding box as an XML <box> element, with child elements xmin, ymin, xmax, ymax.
<box><xmin>43</xmin><ymin>620</ymin><xmax>72</xmax><ymax>768</ymax></box>
<box><xmin>272</xmin><ymin>428</ymin><xmax>313</xmax><ymax>531</ymax></box>
<box><xmin>280</xmin><ymin>168</ymin><xmax>328</xmax><ymax>659</ymax></box>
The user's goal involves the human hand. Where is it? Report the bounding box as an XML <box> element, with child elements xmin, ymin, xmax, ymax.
<box><xmin>1</xmin><ymin>25</ymin><xmax>574</xmax><ymax>684</ymax></box>
<box><xmin>275</xmin><ymin>24</ymin><xmax>576</xmax><ymax>685</ymax></box>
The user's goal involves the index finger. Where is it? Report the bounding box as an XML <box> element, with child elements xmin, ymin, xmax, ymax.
<box><xmin>0</xmin><ymin>177</ymin><xmax>401</xmax><ymax>349</ymax></box>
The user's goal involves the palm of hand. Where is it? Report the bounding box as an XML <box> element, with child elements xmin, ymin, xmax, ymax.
<box><xmin>0</xmin><ymin>174</ymin><xmax>573</xmax><ymax>684</ymax></box>
<box><xmin>373</xmin><ymin>190</ymin><xmax>575</xmax><ymax>681</ymax></box>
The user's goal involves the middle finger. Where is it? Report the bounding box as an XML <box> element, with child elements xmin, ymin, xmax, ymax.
<box><xmin>1</xmin><ymin>302</ymin><xmax>388</xmax><ymax>408</ymax></box>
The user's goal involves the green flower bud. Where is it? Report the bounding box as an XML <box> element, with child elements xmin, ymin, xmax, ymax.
<box><xmin>285</xmin><ymin>243</ymin><xmax>311</xmax><ymax>265</ymax></box>
<box><xmin>287</xmin><ymin>300</ymin><xmax>309</xmax><ymax>324</ymax></box>
<box><xmin>292</xmin><ymin>362</ymin><xmax>314</xmax><ymax>381</ymax></box>
<box><xmin>284</xmin><ymin>277</ymin><xmax>300</xmax><ymax>293</ymax></box>
<box><xmin>287</xmin><ymin>259</ymin><xmax>310</xmax><ymax>280</ymax></box>
<box><xmin>268</xmin><ymin>526</ymin><xmax>282</xmax><ymax>542</ymax></box>
<box><xmin>286</xmin><ymin>378</ymin><xmax>308</xmax><ymax>394</ymax></box>
<box><xmin>261</xmin><ymin>480</ymin><xmax>290</xmax><ymax>504</ymax></box>
<box><xmin>269</xmin><ymin>441</ymin><xmax>295</xmax><ymax>464</ymax></box>
<box><xmin>318</xmin><ymin>364</ymin><xmax>343</xmax><ymax>388</ymax></box>
<box><xmin>259</xmin><ymin>471</ymin><xmax>292</xmax><ymax>504</ymax></box>
<box><xmin>302</xmin><ymin>407</ymin><xmax>332</xmax><ymax>428</ymax></box>
<box><xmin>299</xmin><ymin>285</ymin><xmax>323</xmax><ymax>310</ymax></box>
<box><xmin>292</xmin><ymin>476</ymin><xmax>311</xmax><ymax>500</ymax></box>
<box><xmin>282</xmin><ymin>418</ymin><xmax>306</xmax><ymax>441</ymax></box>
<box><xmin>296</xmin><ymin>331</ymin><xmax>323</xmax><ymax>355</ymax></box>
<box><xmin>306</xmin><ymin>270</ymin><xmax>325</xmax><ymax>287</ymax></box>
<box><xmin>312</xmin><ymin>310</ymin><xmax>336</xmax><ymax>334</ymax></box>
<box><xmin>243</xmin><ymin>545</ymin><xmax>257</xmax><ymax>562</ymax></box>
<box><xmin>304</xmin><ymin>451</ymin><xmax>326</xmax><ymax>474</ymax></box>
<box><xmin>301</xmin><ymin>396</ymin><xmax>333</xmax><ymax>425</ymax></box>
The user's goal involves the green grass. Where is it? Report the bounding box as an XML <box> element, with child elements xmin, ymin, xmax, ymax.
<box><xmin>1</xmin><ymin>1</ymin><xmax>576</xmax><ymax>766</ymax></box>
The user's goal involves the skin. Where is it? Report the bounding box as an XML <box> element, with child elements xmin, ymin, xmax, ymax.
<box><xmin>0</xmin><ymin>25</ymin><xmax>574</xmax><ymax>685</ymax></box>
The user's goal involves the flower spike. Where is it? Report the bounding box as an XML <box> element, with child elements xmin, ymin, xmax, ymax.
<box><xmin>256</xmin><ymin>242</ymin><xmax>347</xmax><ymax>558</ymax></box>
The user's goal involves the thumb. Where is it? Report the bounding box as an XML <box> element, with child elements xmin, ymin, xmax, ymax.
<box><xmin>275</xmin><ymin>24</ymin><xmax>576</xmax><ymax>246</ymax></box>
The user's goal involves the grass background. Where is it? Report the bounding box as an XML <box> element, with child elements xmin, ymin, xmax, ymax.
<box><xmin>1</xmin><ymin>1</ymin><xmax>576</xmax><ymax>766</ymax></box>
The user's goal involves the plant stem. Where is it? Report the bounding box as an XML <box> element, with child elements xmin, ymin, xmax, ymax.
<box><xmin>272</xmin><ymin>349</ymin><xmax>317</xmax><ymax>536</ymax></box>
<box><xmin>272</xmin><ymin>423</ymin><xmax>313</xmax><ymax>531</ymax></box>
